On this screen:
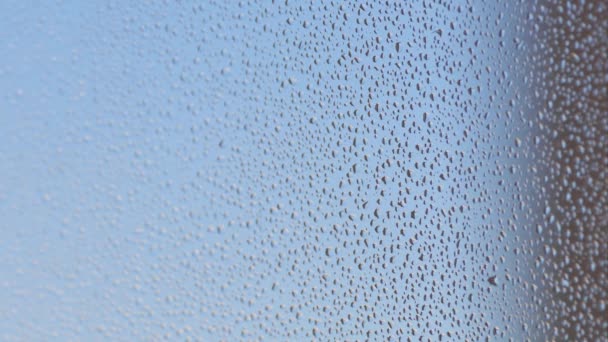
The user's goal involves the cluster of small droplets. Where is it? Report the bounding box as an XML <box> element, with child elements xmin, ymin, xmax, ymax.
<box><xmin>0</xmin><ymin>0</ymin><xmax>605</xmax><ymax>341</ymax></box>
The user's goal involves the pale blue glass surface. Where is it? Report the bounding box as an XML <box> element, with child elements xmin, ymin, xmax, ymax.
<box><xmin>0</xmin><ymin>1</ymin><xmax>606</xmax><ymax>340</ymax></box>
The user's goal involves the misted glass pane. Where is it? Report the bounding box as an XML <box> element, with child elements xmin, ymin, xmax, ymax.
<box><xmin>0</xmin><ymin>1</ymin><xmax>606</xmax><ymax>340</ymax></box>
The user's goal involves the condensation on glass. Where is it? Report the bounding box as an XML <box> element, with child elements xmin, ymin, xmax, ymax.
<box><xmin>0</xmin><ymin>0</ymin><xmax>606</xmax><ymax>341</ymax></box>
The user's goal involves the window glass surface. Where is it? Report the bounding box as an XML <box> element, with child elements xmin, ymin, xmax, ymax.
<box><xmin>0</xmin><ymin>1</ymin><xmax>606</xmax><ymax>340</ymax></box>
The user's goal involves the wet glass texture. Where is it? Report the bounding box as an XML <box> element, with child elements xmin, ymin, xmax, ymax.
<box><xmin>0</xmin><ymin>0</ymin><xmax>606</xmax><ymax>341</ymax></box>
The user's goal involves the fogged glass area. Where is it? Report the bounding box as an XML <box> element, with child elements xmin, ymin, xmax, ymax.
<box><xmin>0</xmin><ymin>1</ymin><xmax>605</xmax><ymax>340</ymax></box>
